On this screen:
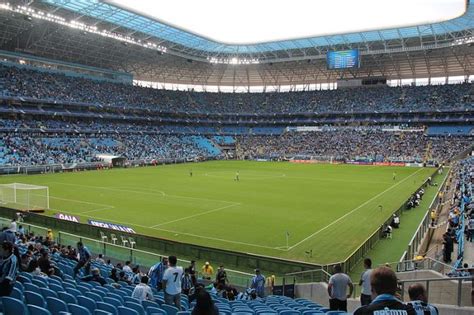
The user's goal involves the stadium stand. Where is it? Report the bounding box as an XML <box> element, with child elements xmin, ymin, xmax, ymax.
<box><xmin>0</xmin><ymin>64</ymin><xmax>472</xmax><ymax>114</ymax></box>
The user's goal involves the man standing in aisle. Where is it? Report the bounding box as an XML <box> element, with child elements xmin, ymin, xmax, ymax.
<box><xmin>73</xmin><ymin>242</ymin><xmax>91</xmax><ymax>278</ymax></box>
<box><xmin>149</xmin><ymin>256</ymin><xmax>168</xmax><ymax>291</ymax></box>
<box><xmin>327</xmin><ymin>264</ymin><xmax>353</xmax><ymax>311</ymax></box>
<box><xmin>251</xmin><ymin>269</ymin><xmax>266</xmax><ymax>298</ymax></box>
<box><xmin>162</xmin><ymin>256</ymin><xmax>184</xmax><ymax>310</ymax></box>
<box><xmin>359</xmin><ymin>258</ymin><xmax>373</xmax><ymax>306</ymax></box>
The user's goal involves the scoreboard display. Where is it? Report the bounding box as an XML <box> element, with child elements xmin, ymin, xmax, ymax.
<box><xmin>327</xmin><ymin>49</ymin><xmax>360</xmax><ymax>69</ymax></box>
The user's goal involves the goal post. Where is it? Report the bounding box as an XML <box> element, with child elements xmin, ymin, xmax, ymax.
<box><xmin>0</xmin><ymin>183</ymin><xmax>49</xmax><ymax>211</ymax></box>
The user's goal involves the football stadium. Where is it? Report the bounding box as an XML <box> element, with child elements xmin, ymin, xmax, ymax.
<box><xmin>0</xmin><ymin>0</ymin><xmax>472</xmax><ymax>314</ymax></box>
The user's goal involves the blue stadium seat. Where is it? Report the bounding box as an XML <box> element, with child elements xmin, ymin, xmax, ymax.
<box><xmin>141</xmin><ymin>300</ymin><xmax>160</xmax><ymax>310</ymax></box>
<box><xmin>124</xmin><ymin>302</ymin><xmax>145</xmax><ymax>315</ymax></box>
<box><xmin>10</xmin><ymin>287</ymin><xmax>23</xmax><ymax>301</ymax></box>
<box><xmin>66</xmin><ymin>287</ymin><xmax>83</xmax><ymax>297</ymax></box>
<box><xmin>104</xmin><ymin>297</ymin><xmax>123</xmax><ymax>306</ymax></box>
<box><xmin>145</xmin><ymin>307</ymin><xmax>166</xmax><ymax>315</ymax></box>
<box><xmin>2</xmin><ymin>296</ymin><xmax>28</xmax><ymax>315</ymax></box>
<box><xmin>95</xmin><ymin>310</ymin><xmax>112</xmax><ymax>315</ymax></box>
<box><xmin>14</xmin><ymin>281</ymin><xmax>25</xmax><ymax>293</ymax></box>
<box><xmin>77</xmin><ymin>296</ymin><xmax>97</xmax><ymax>313</ymax></box>
<box><xmin>25</xmin><ymin>290</ymin><xmax>47</xmax><ymax>308</ymax></box>
<box><xmin>279</xmin><ymin>311</ymin><xmax>300</xmax><ymax>315</ymax></box>
<box><xmin>124</xmin><ymin>297</ymin><xmax>140</xmax><ymax>304</ymax></box>
<box><xmin>17</xmin><ymin>275</ymin><xmax>32</xmax><ymax>284</ymax></box>
<box><xmin>28</xmin><ymin>304</ymin><xmax>53</xmax><ymax>315</ymax></box>
<box><xmin>41</xmin><ymin>287</ymin><xmax>59</xmax><ymax>299</ymax></box>
<box><xmin>86</xmin><ymin>291</ymin><xmax>104</xmax><ymax>302</ymax></box>
<box><xmin>49</xmin><ymin>284</ymin><xmax>64</xmax><ymax>293</ymax></box>
<box><xmin>118</xmin><ymin>306</ymin><xmax>140</xmax><ymax>315</ymax></box>
<box><xmin>25</xmin><ymin>283</ymin><xmax>41</xmax><ymax>293</ymax></box>
<box><xmin>176</xmin><ymin>312</ymin><xmax>190</xmax><ymax>315</ymax></box>
<box><xmin>106</xmin><ymin>293</ymin><xmax>124</xmax><ymax>304</ymax></box>
<box><xmin>33</xmin><ymin>279</ymin><xmax>48</xmax><ymax>288</ymax></box>
<box><xmin>97</xmin><ymin>301</ymin><xmax>118</xmax><ymax>315</ymax></box>
<box><xmin>68</xmin><ymin>303</ymin><xmax>93</xmax><ymax>315</ymax></box>
<box><xmin>161</xmin><ymin>304</ymin><xmax>179</xmax><ymax>315</ymax></box>
<box><xmin>58</xmin><ymin>291</ymin><xmax>78</xmax><ymax>304</ymax></box>
<box><xmin>46</xmin><ymin>297</ymin><xmax>69</xmax><ymax>315</ymax></box>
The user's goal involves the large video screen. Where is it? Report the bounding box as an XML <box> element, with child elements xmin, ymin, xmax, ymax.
<box><xmin>327</xmin><ymin>49</ymin><xmax>360</xmax><ymax>69</ymax></box>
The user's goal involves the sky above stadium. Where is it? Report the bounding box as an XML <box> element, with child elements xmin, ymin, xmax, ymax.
<box><xmin>106</xmin><ymin>0</ymin><xmax>466</xmax><ymax>44</ymax></box>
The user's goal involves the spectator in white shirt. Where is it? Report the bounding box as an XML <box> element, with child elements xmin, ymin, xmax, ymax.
<box><xmin>122</xmin><ymin>261</ymin><xmax>133</xmax><ymax>273</ymax></box>
<box><xmin>132</xmin><ymin>276</ymin><xmax>154</xmax><ymax>302</ymax></box>
<box><xmin>162</xmin><ymin>255</ymin><xmax>184</xmax><ymax>310</ymax></box>
<box><xmin>359</xmin><ymin>258</ymin><xmax>373</xmax><ymax>306</ymax></box>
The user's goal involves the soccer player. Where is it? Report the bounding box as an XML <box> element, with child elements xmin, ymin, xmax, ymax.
<box><xmin>235</xmin><ymin>171</ymin><xmax>240</xmax><ymax>181</ymax></box>
<box><xmin>392</xmin><ymin>172</ymin><xmax>397</xmax><ymax>180</ymax></box>
<box><xmin>189</xmin><ymin>169</ymin><xmax>193</xmax><ymax>177</ymax></box>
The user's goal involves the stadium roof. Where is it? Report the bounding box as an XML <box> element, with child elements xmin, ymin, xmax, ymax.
<box><xmin>0</xmin><ymin>0</ymin><xmax>472</xmax><ymax>87</ymax></box>
<box><xmin>41</xmin><ymin>0</ymin><xmax>473</xmax><ymax>59</ymax></box>
<box><xmin>107</xmin><ymin>0</ymin><xmax>466</xmax><ymax>45</ymax></box>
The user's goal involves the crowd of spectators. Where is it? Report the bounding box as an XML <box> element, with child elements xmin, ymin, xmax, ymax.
<box><xmin>237</xmin><ymin>130</ymin><xmax>472</xmax><ymax>163</ymax></box>
<box><xmin>1</xmin><ymin>64</ymin><xmax>472</xmax><ymax>114</ymax></box>
<box><xmin>0</xmin><ymin>220</ymin><xmax>272</xmax><ymax>312</ymax></box>
<box><xmin>0</xmin><ymin>125</ymin><xmax>471</xmax><ymax>166</ymax></box>
<box><xmin>444</xmin><ymin>158</ymin><xmax>473</xmax><ymax>267</ymax></box>
<box><xmin>0</xmin><ymin>133</ymin><xmax>210</xmax><ymax>165</ymax></box>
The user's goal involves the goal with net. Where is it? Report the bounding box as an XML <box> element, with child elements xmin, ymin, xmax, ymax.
<box><xmin>0</xmin><ymin>183</ymin><xmax>49</xmax><ymax>211</ymax></box>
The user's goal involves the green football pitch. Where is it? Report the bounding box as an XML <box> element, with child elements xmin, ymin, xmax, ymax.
<box><xmin>0</xmin><ymin>161</ymin><xmax>435</xmax><ymax>263</ymax></box>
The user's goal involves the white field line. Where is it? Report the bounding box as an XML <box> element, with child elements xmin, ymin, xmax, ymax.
<box><xmin>80</xmin><ymin>206</ymin><xmax>115</xmax><ymax>214</ymax></box>
<box><xmin>282</xmin><ymin>175</ymin><xmax>392</xmax><ymax>185</ymax></box>
<box><xmin>151</xmin><ymin>226</ymin><xmax>286</xmax><ymax>251</ymax></box>
<box><xmin>150</xmin><ymin>203</ymin><xmax>240</xmax><ymax>228</ymax></box>
<box><xmin>49</xmin><ymin>182</ymin><xmax>238</xmax><ymax>205</ymax></box>
<box><xmin>49</xmin><ymin>196</ymin><xmax>115</xmax><ymax>214</ymax></box>
<box><xmin>287</xmin><ymin>168</ymin><xmax>426</xmax><ymax>251</ymax></box>
<box><xmin>204</xmin><ymin>172</ymin><xmax>286</xmax><ymax>180</ymax></box>
<box><xmin>49</xmin><ymin>196</ymin><xmax>114</xmax><ymax>208</ymax></box>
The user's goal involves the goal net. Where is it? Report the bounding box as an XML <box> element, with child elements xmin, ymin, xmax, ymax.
<box><xmin>0</xmin><ymin>183</ymin><xmax>49</xmax><ymax>211</ymax></box>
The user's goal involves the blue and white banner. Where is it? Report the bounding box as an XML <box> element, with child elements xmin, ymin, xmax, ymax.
<box><xmin>88</xmin><ymin>219</ymin><xmax>136</xmax><ymax>234</ymax></box>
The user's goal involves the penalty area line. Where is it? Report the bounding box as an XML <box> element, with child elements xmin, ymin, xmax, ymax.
<box><xmin>150</xmin><ymin>203</ymin><xmax>241</xmax><ymax>228</ymax></box>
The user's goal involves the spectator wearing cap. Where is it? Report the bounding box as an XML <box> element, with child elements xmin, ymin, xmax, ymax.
<box><xmin>216</xmin><ymin>265</ymin><xmax>228</xmax><ymax>286</ymax></box>
<box><xmin>201</xmin><ymin>261</ymin><xmax>214</xmax><ymax>280</ymax></box>
<box><xmin>251</xmin><ymin>269</ymin><xmax>266</xmax><ymax>298</ymax></box>
<box><xmin>0</xmin><ymin>241</ymin><xmax>18</xmax><ymax>296</ymax></box>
